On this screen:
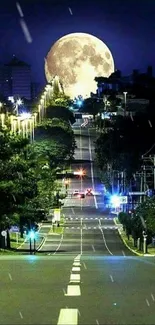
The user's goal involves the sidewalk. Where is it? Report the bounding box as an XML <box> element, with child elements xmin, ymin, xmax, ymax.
<box><xmin>114</xmin><ymin>217</ymin><xmax>155</xmax><ymax>257</ymax></box>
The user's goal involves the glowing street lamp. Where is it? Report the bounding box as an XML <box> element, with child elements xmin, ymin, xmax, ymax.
<box><xmin>123</xmin><ymin>92</ymin><xmax>128</xmax><ymax>116</ymax></box>
<box><xmin>110</xmin><ymin>195</ymin><xmax>120</xmax><ymax>208</ymax></box>
<box><xmin>0</xmin><ymin>113</ymin><xmax>5</xmax><ymax>127</ymax></box>
<box><xmin>77</xmin><ymin>168</ymin><xmax>86</xmax><ymax>177</ymax></box>
<box><xmin>28</xmin><ymin>230</ymin><xmax>36</xmax><ymax>255</ymax></box>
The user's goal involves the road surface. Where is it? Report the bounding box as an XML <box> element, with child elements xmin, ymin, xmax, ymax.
<box><xmin>1</xmin><ymin>126</ymin><xmax>155</xmax><ymax>324</ymax></box>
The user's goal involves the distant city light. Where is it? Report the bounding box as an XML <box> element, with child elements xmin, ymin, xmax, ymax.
<box><xmin>17</xmin><ymin>98</ymin><xmax>23</xmax><ymax>106</ymax></box>
<box><xmin>20</xmin><ymin>112</ymin><xmax>31</xmax><ymax>119</ymax></box>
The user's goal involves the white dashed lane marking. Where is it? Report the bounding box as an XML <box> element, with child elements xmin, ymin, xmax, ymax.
<box><xmin>65</xmin><ymin>285</ymin><xmax>81</xmax><ymax>296</ymax></box>
<box><xmin>57</xmin><ymin>309</ymin><xmax>78</xmax><ymax>325</ymax></box>
<box><xmin>70</xmin><ymin>273</ymin><xmax>80</xmax><ymax>283</ymax></box>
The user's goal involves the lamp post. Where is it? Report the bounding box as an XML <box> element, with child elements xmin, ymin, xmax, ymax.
<box><xmin>0</xmin><ymin>113</ymin><xmax>5</xmax><ymax>127</ymax></box>
<box><xmin>29</xmin><ymin>230</ymin><xmax>36</xmax><ymax>255</ymax></box>
<box><xmin>143</xmin><ymin>230</ymin><xmax>147</xmax><ymax>254</ymax></box>
<box><xmin>123</xmin><ymin>92</ymin><xmax>127</xmax><ymax>116</ymax></box>
<box><xmin>0</xmin><ymin>102</ymin><xmax>3</xmax><ymax>112</ymax></box>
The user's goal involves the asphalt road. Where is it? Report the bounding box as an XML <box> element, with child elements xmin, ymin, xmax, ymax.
<box><xmin>0</xmin><ymin>254</ymin><xmax>155</xmax><ymax>324</ymax></box>
<box><xmin>39</xmin><ymin>126</ymin><xmax>133</xmax><ymax>256</ymax></box>
<box><xmin>2</xmin><ymin>126</ymin><xmax>155</xmax><ymax>324</ymax></box>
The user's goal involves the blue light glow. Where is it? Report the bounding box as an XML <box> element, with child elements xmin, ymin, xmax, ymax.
<box><xmin>110</xmin><ymin>195</ymin><xmax>120</xmax><ymax>207</ymax></box>
<box><xmin>29</xmin><ymin>230</ymin><xmax>35</xmax><ymax>240</ymax></box>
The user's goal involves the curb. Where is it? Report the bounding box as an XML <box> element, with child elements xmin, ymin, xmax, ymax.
<box><xmin>113</xmin><ymin>217</ymin><xmax>143</xmax><ymax>256</ymax></box>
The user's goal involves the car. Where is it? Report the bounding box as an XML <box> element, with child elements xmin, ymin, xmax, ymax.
<box><xmin>78</xmin><ymin>193</ymin><xmax>85</xmax><ymax>199</ymax></box>
<box><xmin>73</xmin><ymin>190</ymin><xmax>80</xmax><ymax>196</ymax></box>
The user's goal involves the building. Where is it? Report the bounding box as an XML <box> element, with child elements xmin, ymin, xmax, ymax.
<box><xmin>3</xmin><ymin>55</ymin><xmax>31</xmax><ymax>100</ymax></box>
<box><xmin>31</xmin><ymin>82</ymin><xmax>41</xmax><ymax>101</ymax></box>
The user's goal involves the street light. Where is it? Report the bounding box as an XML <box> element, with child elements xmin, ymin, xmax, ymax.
<box><xmin>0</xmin><ymin>113</ymin><xmax>5</xmax><ymax>127</ymax></box>
<box><xmin>0</xmin><ymin>102</ymin><xmax>3</xmax><ymax>112</ymax></box>
<box><xmin>14</xmin><ymin>98</ymin><xmax>23</xmax><ymax>115</ymax></box>
<box><xmin>142</xmin><ymin>230</ymin><xmax>147</xmax><ymax>254</ymax></box>
<box><xmin>123</xmin><ymin>92</ymin><xmax>127</xmax><ymax>116</ymax></box>
<box><xmin>28</xmin><ymin>230</ymin><xmax>36</xmax><ymax>255</ymax></box>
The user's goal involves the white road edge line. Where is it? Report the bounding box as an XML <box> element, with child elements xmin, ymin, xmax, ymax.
<box><xmin>146</xmin><ymin>298</ymin><xmax>150</xmax><ymax>307</ymax></box>
<box><xmin>81</xmin><ymin>217</ymin><xmax>83</xmax><ymax>255</ymax></box>
<box><xmin>110</xmin><ymin>275</ymin><xmax>114</xmax><ymax>282</ymax></box>
<box><xmin>71</xmin><ymin>208</ymin><xmax>75</xmax><ymax>215</ymax></box>
<box><xmin>88</xmin><ymin>128</ymin><xmax>98</xmax><ymax>209</ymax></box>
<box><xmin>122</xmin><ymin>250</ymin><xmax>126</xmax><ymax>256</ymax></box>
<box><xmin>19</xmin><ymin>311</ymin><xmax>23</xmax><ymax>319</ymax></box>
<box><xmin>53</xmin><ymin>233</ymin><xmax>64</xmax><ymax>255</ymax></box>
<box><xmin>83</xmin><ymin>262</ymin><xmax>87</xmax><ymax>269</ymax></box>
<box><xmin>151</xmin><ymin>293</ymin><xmax>155</xmax><ymax>301</ymax></box>
<box><xmin>92</xmin><ymin>245</ymin><xmax>95</xmax><ymax>252</ymax></box>
<box><xmin>8</xmin><ymin>273</ymin><xmax>12</xmax><ymax>281</ymax></box>
<box><xmin>98</xmin><ymin>219</ymin><xmax>113</xmax><ymax>255</ymax></box>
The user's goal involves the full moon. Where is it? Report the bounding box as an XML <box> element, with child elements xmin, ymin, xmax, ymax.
<box><xmin>45</xmin><ymin>32</ymin><xmax>115</xmax><ymax>98</ymax></box>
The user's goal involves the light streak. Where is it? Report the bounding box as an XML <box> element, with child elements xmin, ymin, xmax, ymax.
<box><xmin>19</xmin><ymin>18</ymin><xmax>32</xmax><ymax>43</ymax></box>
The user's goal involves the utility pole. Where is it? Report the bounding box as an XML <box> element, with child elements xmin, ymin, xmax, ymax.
<box><xmin>142</xmin><ymin>155</ymin><xmax>155</xmax><ymax>191</ymax></box>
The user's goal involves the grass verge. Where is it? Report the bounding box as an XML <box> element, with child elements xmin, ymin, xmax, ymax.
<box><xmin>115</xmin><ymin>217</ymin><xmax>155</xmax><ymax>256</ymax></box>
<box><xmin>114</xmin><ymin>217</ymin><xmax>143</xmax><ymax>256</ymax></box>
<box><xmin>10</xmin><ymin>232</ymin><xmax>25</xmax><ymax>249</ymax></box>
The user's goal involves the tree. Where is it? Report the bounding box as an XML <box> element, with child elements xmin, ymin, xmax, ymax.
<box><xmin>81</xmin><ymin>97</ymin><xmax>104</xmax><ymax>120</ymax></box>
<box><xmin>95</xmin><ymin>113</ymin><xmax>155</xmax><ymax>190</ymax></box>
<box><xmin>34</xmin><ymin>118</ymin><xmax>76</xmax><ymax>162</ymax></box>
<box><xmin>0</xmin><ymin>129</ymin><xmax>40</xmax><ymax>247</ymax></box>
<box><xmin>46</xmin><ymin>105</ymin><xmax>75</xmax><ymax>124</ymax></box>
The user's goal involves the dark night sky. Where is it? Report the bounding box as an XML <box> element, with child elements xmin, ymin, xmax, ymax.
<box><xmin>0</xmin><ymin>0</ymin><xmax>155</xmax><ymax>85</ymax></box>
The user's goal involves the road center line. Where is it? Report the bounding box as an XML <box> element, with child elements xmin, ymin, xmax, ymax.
<box><xmin>57</xmin><ymin>308</ymin><xmax>78</xmax><ymax>325</ymax></box>
<box><xmin>72</xmin><ymin>267</ymin><xmax>80</xmax><ymax>272</ymax></box>
<box><xmin>70</xmin><ymin>273</ymin><xmax>80</xmax><ymax>283</ymax></box>
<box><xmin>92</xmin><ymin>245</ymin><xmax>95</xmax><ymax>252</ymax></box>
<box><xmin>81</xmin><ymin>218</ymin><xmax>83</xmax><ymax>255</ymax></box>
<box><xmin>151</xmin><ymin>293</ymin><xmax>155</xmax><ymax>301</ymax></box>
<box><xmin>98</xmin><ymin>219</ymin><xmax>113</xmax><ymax>255</ymax></box>
<box><xmin>146</xmin><ymin>298</ymin><xmax>150</xmax><ymax>307</ymax></box>
<box><xmin>8</xmin><ymin>273</ymin><xmax>12</xmax><ymax>281</ymax></box>
<box><xmin>19</xmin><ymin>311</ymin><xmax>23</xmax><ymax>319</ymax></box>
<box><xmin>88</xmin><ymin>128</ymin><xmax>98</xmax><ymax>209</ymax></box>
<box><xmin>73</xmin><ymin>262</ymin><xmax>81</xmax><ymax>266</ymax></box>
<box><xmin>110</xmin><ymin>275</ymin><xmax>114</xmax><ymax>282</ymax></box>
<box><xmin>65</xmin><ymin>285</ymin><xmax>81</xmax><ymax>296</ymax></box>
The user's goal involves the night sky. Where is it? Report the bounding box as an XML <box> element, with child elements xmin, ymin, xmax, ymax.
<box><xmin>0</xmin><ymin>0</ymin><xmax>155</xmax><ymax>85</ymax></box>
